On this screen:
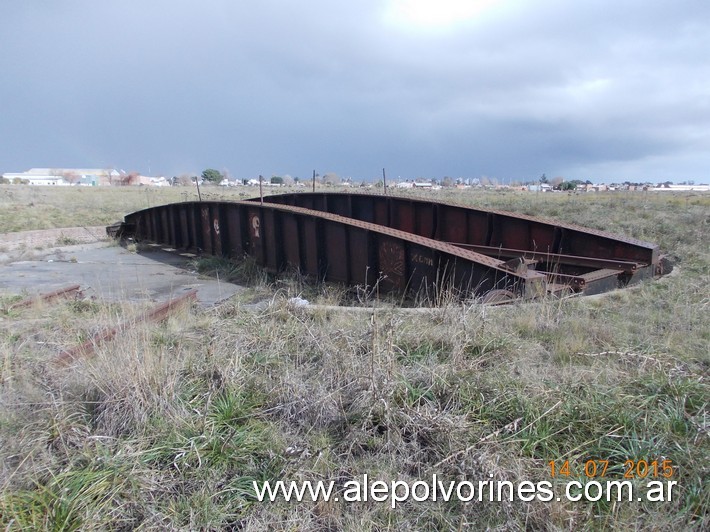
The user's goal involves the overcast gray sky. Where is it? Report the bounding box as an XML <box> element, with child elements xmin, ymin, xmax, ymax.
<box><xmin>1</xmin><ymin>0</ymin><xmax>708</xmax><ymax>183</ymax></box>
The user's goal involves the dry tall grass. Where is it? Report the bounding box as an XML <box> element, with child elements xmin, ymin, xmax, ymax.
<box><xmin>1</xmin><ymin>185</ymin><xmax>708</xmax><ymax>530</ymax></box>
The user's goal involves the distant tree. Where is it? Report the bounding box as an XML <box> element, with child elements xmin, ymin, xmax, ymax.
<box><xmin>271</xmin><ymin>176</ymin><xmax>284</xmax><ymax>185</ymax></box>
<box><xmin>106</xmin><ymin>168</ymin><xmax>117</xmax><ymax>185</ymax></box>
<box><xmin>550</xmin><ymin>176</ymin><xmax>564</xmax><ymax>188</ymax></box>
<box><xmin>282</xmin><ymin>174</ymin><xmax>294</xmax><ymax>186</ymax></box>
<box><xmin>322</xmin><ymin>172</ymin><xmax>341</xmax><ymax>185</ymax></box>
<box><xmin>540</xmin><ymin>174</ymin><xmax>548</xmax><ymax>184</ymax></box>
<box><xmin>442</xmin><ymin>176</ymin><xmax>454</xmax><ymax>187</ymax></box>
<box><xmin>201</xmin><ymin>168</ymin><xmax>222</xmax><ymax>184</ymax></box>
<box><xmin>114</xmin><ymin>171</ymin><xmax>140</xmax><ymax>186</ymax></box>
<box><xmin>560</xmin><ymin>181</ymin><xmax>576</xmax><ymax>191</ymax></box>
<box><xmin>177</xmin><ymin>174</ymin><xmax>195</xmax><ymax>186</ymax></box>
<box><xmin>62</xmin><ymin>171</ymin><xmax>81</xmax><ymax>185</ymax></box>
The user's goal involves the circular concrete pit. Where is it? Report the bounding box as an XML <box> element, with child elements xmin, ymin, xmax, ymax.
<box><xmin>0</xmin><ymin>238</ymin><xmax>244</xmax><ymax>307</ymax></box>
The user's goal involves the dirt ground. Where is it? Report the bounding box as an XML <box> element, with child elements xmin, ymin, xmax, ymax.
<box><xmin>0</xmin><ymin>226</ymin><xmax>108</xmax><ymax>253</ymax></box>
<box><xmin>0</xmin><ymin>227</ymin><xmax>244</xmax><ymax>306</ymax></box>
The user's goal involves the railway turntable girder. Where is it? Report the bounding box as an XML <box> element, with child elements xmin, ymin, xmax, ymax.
<box><xmin>107</xmin><ymin>193</ymin><xmax>667</xmax><ymax>303</ymax></box>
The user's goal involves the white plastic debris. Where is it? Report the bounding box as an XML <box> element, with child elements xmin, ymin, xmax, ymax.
<box><xmin>287</xmin><ymin>296</ymin><xmax>310</xmax><ymax>308</ymax></box>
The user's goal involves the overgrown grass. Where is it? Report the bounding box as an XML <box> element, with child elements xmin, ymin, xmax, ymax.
<box><xmin>188</xmin><ymin>255</ymin><xmax>270</xmax><ymax>287</ymax></box>
<box><xmin>1</xmin><ymin>188</ymin><xmax>708</xmax><ymax>529</ymax></box>
<box><xmin>0</xmin><ymin>184</ymin><xmax>286</xmax><ymax>233</ymax></box>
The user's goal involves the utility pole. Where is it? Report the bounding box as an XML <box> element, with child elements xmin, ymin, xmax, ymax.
<box><xmin>382</xmin><ymin>168</ymin><xmax>387</xmax><ymax>195</ymax></box>
<box><xmin>312</xmin><ymin>169</ymin><xmax>316</xmax><ymax>193</ymax></box>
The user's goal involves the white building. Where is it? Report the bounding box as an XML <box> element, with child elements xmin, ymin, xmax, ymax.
<box><xmin>2</xmin><ymin>168</ymin><xmax>122</xmax><ymax>186</ymax></box>
<box><xmin>651</xmin><ymin>184</ymin><xmax>710</xmax><ymax>192</ymax></box>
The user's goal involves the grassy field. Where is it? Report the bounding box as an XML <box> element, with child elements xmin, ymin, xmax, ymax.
<box><xmin>0</xmin><ymin>184</ymin><xmax>708</xmax><ymax>530</ymax></box>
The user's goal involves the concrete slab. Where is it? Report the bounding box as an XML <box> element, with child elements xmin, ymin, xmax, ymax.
<box><xmin>0</xmin><ymin>243</ymin><xmax>244</xmax><ymax>306</ymax></box>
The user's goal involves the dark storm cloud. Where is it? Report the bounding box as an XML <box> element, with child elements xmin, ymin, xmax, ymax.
<box><xmin>1</xmin><ymin>0</ymin><xmax>708</xmax><ymax>182</ymax></box>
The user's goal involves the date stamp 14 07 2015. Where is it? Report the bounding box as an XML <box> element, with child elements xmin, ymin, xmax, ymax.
<box><xmin>548</xmin><ymin>459</ymin><xmax>675</xmax><ymax>479</ymax></box>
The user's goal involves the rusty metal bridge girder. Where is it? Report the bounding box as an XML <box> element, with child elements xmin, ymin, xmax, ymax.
<box><xmin>256</xmin><ymin>192</ymin><xmax>659</xmax><ymax>267</ymax></box>
<box><xmin>112</xmin><ymin>200</ymin><xmax>546</xmax><ymax>300</ymax></box>
<box><xmin>254</xmin><ymin>192</ymin><xmax>661</xmax><ymax>295</ymax></box>
<box><xmin>108</xmin><ymin>192</ymin><xmax>663</xmax><ymax>302</ymax></box>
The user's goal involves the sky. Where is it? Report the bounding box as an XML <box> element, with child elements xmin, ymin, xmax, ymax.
<box><xmin>1</xmin><ymin>0</ymin><xmax>708</xmax><ymax>183</ymax></box>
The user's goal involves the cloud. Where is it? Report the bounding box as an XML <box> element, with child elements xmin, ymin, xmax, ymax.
<box><xmin>1</xmin><ymin>0</ymin><xmax>708</xmax><ymax>181</ymax></box>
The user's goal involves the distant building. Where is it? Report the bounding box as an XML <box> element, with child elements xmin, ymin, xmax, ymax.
<box><xmin>1</xmin><ymin>168</ymin><xmax>122</xmax><ymax>186</ymax></box>
<box><xmin>651</xmin><ymin>184</ymin><xmax>710</xmax><ymax>192</ymax></box>
<box><xmin>3</xmin><ymin>169</ymin><xmax>65</xmax><ymax>185</ymax></box>
<box><xmin>527</xmin><ymin>184</ymin><xmax>552</xmax><ymax>192</ymax></box>
<box><xmin>2</xmin><ymin>168</ymin><xmax>172</xmax><ymax>186</ymax></box>
<box><xmin>138</xmin><ymin>175</ymin><xmax>170</xmax><ymax>186</ymax></box>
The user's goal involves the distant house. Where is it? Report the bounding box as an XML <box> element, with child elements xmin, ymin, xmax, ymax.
<box><xmin>138</xmin><ymin>175</ymin><xmax>170</xmax><ymax>186</ymax></box>
<box><xmin>529</xmin><ymin>183</ymin><xmax>552</xmax><ymax>192</ymax></box>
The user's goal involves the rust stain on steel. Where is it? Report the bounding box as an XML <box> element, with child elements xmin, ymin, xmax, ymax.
<box><xmin>108</xmin><ymin>192</ymin><xmax>667</xmax><ymax>302</ymax></box>
<box><xmin>7</xmin><ymin>284</ymin><xmax>82</xmax><ymax>311</ymax></box>
<box><xmin>378</xmin><ymin>237</ymin><xmax>406</xmax><ymax>291</ymax></box>
<box><xmin>54</xmin><ymin>289</ymin><xmax>197</xmax><ymax>367</ymax></box>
